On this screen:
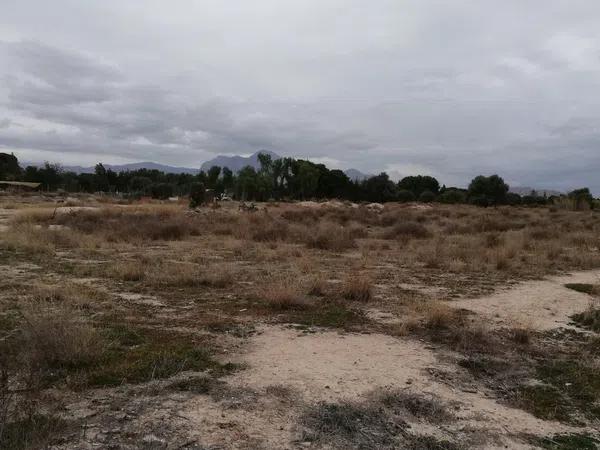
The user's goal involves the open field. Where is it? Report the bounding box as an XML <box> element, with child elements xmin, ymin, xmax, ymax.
<box><xmin>1</xmin><ymin>193</ymin><xmax>600</xmax><ymax>449</ymax></box>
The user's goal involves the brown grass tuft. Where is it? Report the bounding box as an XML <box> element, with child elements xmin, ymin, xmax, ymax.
<box><xmin>262</xmin><ymin>283</ymin><xmax>313</xmax><ymax>310</ymax></box>
<box><xmin>341</xmin><ymin>275</ymin><xmax>373</xmax><ymax>302</ymax></box>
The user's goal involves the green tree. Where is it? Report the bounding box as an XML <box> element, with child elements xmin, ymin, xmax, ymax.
<box><xmin>189</xmin><ymin>182</ymin><xmax>206</xmax><ymax>207</ymax></box>
<box><xmin>568</xmin><ymin>188</ymin><xmax>594</xmax><ymax>210</ymax></box>
<box><xmin>398</xmin><ymin>175</ymin><xmax>440</xmax><ymax>198</ymax></box>
<box><xmin>207</xmin><ymin>166</ymin><xmax>221</xmax><ymax>189</ymax></box>
<box><xmin>0</xmin><ymin>153</ymin><xmax>21</xmax><ymax>180</ymax></box>
<box><xmin>362</xmin><ymin>173</ymin><xmax>397</xmax><ymax>202</ymax></box>
<box><xmin>467</xmin><ymin>175</ymin><xmax>509</xmax><ymax>206</ymax></box>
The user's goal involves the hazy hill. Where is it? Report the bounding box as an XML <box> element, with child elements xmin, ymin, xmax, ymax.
<box><xmin>344</xmin><ymin>168</ymin><xmax>371</xmax><ymax>181</ymax></box>
<box><xmin>200</xmin><ymin>150</ymin><xmax>281</xmax><ymax>172</ymax></box>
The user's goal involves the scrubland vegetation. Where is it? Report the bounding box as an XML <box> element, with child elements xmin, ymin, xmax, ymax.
<box><xmin>1</xmin><ymin>192</ymin><xmax>600</xmax><ymax>449</ymax></box>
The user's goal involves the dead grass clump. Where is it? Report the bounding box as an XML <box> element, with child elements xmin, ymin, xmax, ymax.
<box><xmin>30</xmin><ymin>283</ymin><xmax>108</xmax><ymax>310</ymax></box>
<box><xmin>235</xmin><ymin>214</ymin><xmax>290</xmax><ymax>242</ymax></box>
<box><xmin>0</xmin><ymin>225</ymin><xmax>54</xmax><ymax>256</ymax></box>
<box><xmin>281</xmin><ymin>208</ymin><xmax>319</xmax><ymax>225</ymax></box>
<box><xmin>307</xmin><ymin>276</ymin><xmax>328</xmax><ymax>296</ymax></box>
<box><xmin>382</xmin><ymin>221</ymin><xmax>431</xmax><ymax>241</ymax></box>
<box><xmin>421</xmin><ymin>302</ymin><xmax>459</xmax><ymax>330</ymax></box>
<box><xmin>50</xmin><ymin>208</ymin><xmax>200</xmax><ymax>242</ymax></box>
<box><xmin>341</xmin><ymin>275</ymin><xmax>373</xmax><ymax>302</ymax></box>
<box><xmin>11</xmin><ymin>208</ymin><xmax>56</xmax><ymax>224</ymax></box>
<box><xmin>262</xmin><ymin>283</ymin><xmax>313</xmax><ymax>310</ymax></box>
<box><xmin>510</xmin><ymin>326</ymin><xmax>533</xmax><ymax>345</ymax></box>
<box><xmin>110</xmin><ymin>261</ymin><xmax>146</xmax><ymax>281</ymax></box>
<box><xmin>19</xmin><ymin>303</ymin><xmax>105</xmax><ymax>376</ymax></box>
<box><xmin>305</xmin><ymin>222</ymin><xmax>356</xmax><ymax>251</ymax></box>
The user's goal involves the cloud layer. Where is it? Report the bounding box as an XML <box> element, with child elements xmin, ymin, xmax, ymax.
<box><xmin>1</xmin><ymin>1</ymin><xmax>600</xmax><ymax>192</ymax></box>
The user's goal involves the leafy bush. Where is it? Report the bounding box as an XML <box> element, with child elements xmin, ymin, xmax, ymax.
<box><xmin>189</xmin><ymin>182</ymin><xmax>206</xmax><ymax>208</ymax></box>
<box><xmin>396</xmin><ymin>189</ymin><xmax>415</xmax><ymax>202</ymax></box>
<box><xmin>418</xmin><ymin>190</ymin><xmax>436</xmax><ymax>203</ymax></box>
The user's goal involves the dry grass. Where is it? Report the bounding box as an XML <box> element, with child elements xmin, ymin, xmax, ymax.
<box><xmin>19</xmin><ymin>303</ymin><xmax>105</xmax><ymax>376</ymax></box>
<box><xmin>4</xmin><ymin>198</ymin><xmax>600</xmax><ymax>446</ymax></box>
<box><xmin>305</xmin><ymin>222</ymin><xmax>356</xmax><ymax>251</ymax></box>
<box><xmin>341</xmin><ymin>275</ymin><xmax>373</xmax><ymax>302</ymax></box>
<box><xmin>261</xmin><ymin>282</ymin><xmax>313</xmax><ymax>310</ymax></box>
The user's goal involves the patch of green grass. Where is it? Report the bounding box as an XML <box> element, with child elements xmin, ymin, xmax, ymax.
<box><xmin>518</xmin><ymin>385</ymin><xmax>573</xmax><ymax>423</ymax></box>
<box><xmin>168</xmin><ymin>376</ymin><xmax>225</xmax><ymax>394</ymax></box>
<box><xmin>406</xmin><ymin>435</ymin><xmax>462</xmax><ymax>450</ymax></box>
<box><xmin>571</xmin><ymin>308</ymin><xmax>600</xmax><ymax>332</ymax></box>
<box><xmin>535</xmin><ymin>433</ymin><xmax>600</xmax><ymax>450</ymax></box>
<box><xmin>537</xmin><ymin>360</ymin><xmax>600</xmax><ymax>409</ymax></box>
<box><xmin>32</xmin><ymin>323</ymin><xmax>238</xmax><ymax>388</ymax></box>
<box><xmin>564</xmin><ymin>283</ymin><xmax>598</xmax><ymax>295</ymax></box>
<box><xmin>518</xmin><ymin>358</ymin><xmax>600</xmax><ymax>423</ymax></box>
<box><xmin>0</xmin><ymin>414</ymin><xmax>67</xmax><ymax>450</ymax></box>
<box><xmin>290</xmin><ymin>303</ymin><xmax>368</xmax><ymax>330</ymax></box>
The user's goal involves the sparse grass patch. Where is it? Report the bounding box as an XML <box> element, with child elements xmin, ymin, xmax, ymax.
<box><xmin>518</xmin><ymin>384</ymin><xmax>573</xmax><ymax>422</ymax></box>
<box><xmin>535</xmin><ymin>433</ymin><xmax>600</xmax><ymax>450</ymax></box>
<box><xmin>0</xmin><ymin>414</ymin><xmax>67</xmax><ymax>450</ymax></box>
<box><xmin>290</xmin><ymin>302</ymin><xmax>367</xmax><ymax>330</ymax></box>
<box><xmin>168</xmin><ymin>376</ymin><xmax>225</xmax><ymax>395</ymax></box>
<box><xmin>298</xmin><ymin>390</ymin><xmax>458</xmax><ymax>450</ymax></box>
<box><xmin>572</xmin><ymin>303</ymin><xmax>600</xmax><ymax>332</ymax></box>
<box><xmin>565</xmin><ymin>283</ymin><xmax>599</xmax><ymax>295</ymax></box>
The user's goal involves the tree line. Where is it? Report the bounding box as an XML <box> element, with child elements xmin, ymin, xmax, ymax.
<box><xmin>0</xmin><ymin>152</ymin><xmax>596</xmax><ymax>208</ymax></box>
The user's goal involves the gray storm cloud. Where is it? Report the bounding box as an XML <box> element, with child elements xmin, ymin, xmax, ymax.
<box><xmin>1</xmin><ymin>1</ymin><xmax>600</xmax><ymax>192</ymax></box>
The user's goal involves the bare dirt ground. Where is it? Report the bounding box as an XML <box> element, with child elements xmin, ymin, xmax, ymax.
<box><xmin>1</xmin><ymin>194</ymin><xmax>600</xmax><ymax>449</ymax></box>
<box><xmin>452</xmin><ymin>270</ymin><xmax>600</xmax><ymax>331</ymax></box>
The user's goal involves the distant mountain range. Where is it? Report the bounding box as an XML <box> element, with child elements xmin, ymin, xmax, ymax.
<box><xmin>200</xmin><ymin>150</ymin><xmax>280</xmax><ymax>173</ymax></box>
<box><xmin>33</xmin><ymin>150</ymin><xmax>371</xmax><ymax>181</ymax></box>
<box><xmin>509</xmin><ymin>186</ymin><xmax>563</xmax><ymax>197</ymax></box>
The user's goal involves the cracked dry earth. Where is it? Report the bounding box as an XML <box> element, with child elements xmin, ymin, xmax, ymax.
<box><xmin>23</xmin><ymin>268</ymin><xmax>597</xmax><ymax>449</ymax></box>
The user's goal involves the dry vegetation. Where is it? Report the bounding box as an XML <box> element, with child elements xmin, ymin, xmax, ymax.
<box><xmin>1</xmin><ymin>195</ymin><xmax>600</xmax><ymax>448</ymax></box>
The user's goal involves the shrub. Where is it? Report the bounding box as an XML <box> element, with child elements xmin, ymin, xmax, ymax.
<box><xmin>396</xmin><ymin>189</ymin><xmax>415</xmax><ymax>203</ymax></box>
<box><xmin>438</xmin><ymin>189</ymin><xmax>466</xmax><ymax>204</ymax></box>
<box><xmin>382</xmin><ymin>222</ymin><xmax>430</xmax><ymax>240</ymax></box>
<box><xmin>19</xmin><ymin>304</ymin><xmax>105</xmax><ymax>376</ymax></box>
<box><xmin>468</xmin><ymin>174</ymin><xmax>509</xmax><ymax>206</ymax></box>
<box><xmin>418</xmin><ymin>190</ymin><xmax>436</xmax><ymax>203</ymax></box>
<box><xmin>189</xmin><ymin>182</ymin><xmax>206</xmax><ymax>208</ymax></box>
<box><xmin>341</xmin><ymin>275</ymin><xmax>372</xmax><ymax>302</ymax></box>
<box><xmin>306</xmin><ymin>222</ymin><xmax>355</xmax><ymax>251</ymax></box>
<box><xmin>262</xmin><ymin>283</ymin><xmax>312</xmax><ymax>310</ymax></box>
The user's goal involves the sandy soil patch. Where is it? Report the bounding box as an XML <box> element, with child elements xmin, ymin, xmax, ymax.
<box><xmin>234</xmin><ymin>326</ymin><xmax>438</xmax><ymax>402</ymax></box>
<box><xmin>211</xmin><ymin>326</ymin><xmax>586</xmax><ymax>446</ymax></box>
<box><xmin>451</xmin><ymin>269</ymin><xmax>600</xmax><ymax>330</ymax></box>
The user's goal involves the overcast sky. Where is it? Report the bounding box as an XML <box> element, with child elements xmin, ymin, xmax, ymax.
<box><xmin>1</xmin><ymin>1</ymin><xmax>600</xmax><ymax>192</ymax></box>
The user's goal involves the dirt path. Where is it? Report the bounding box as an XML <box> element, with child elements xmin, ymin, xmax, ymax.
<box><xmin>179</xmin><ymin>325</ymin><xmax>583</xmax><ymax>449</ymax></box>
<box><xmin>450</xmin><ymin>269</ymin><xmax>600</xmax><ymax>331</ymax></box>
